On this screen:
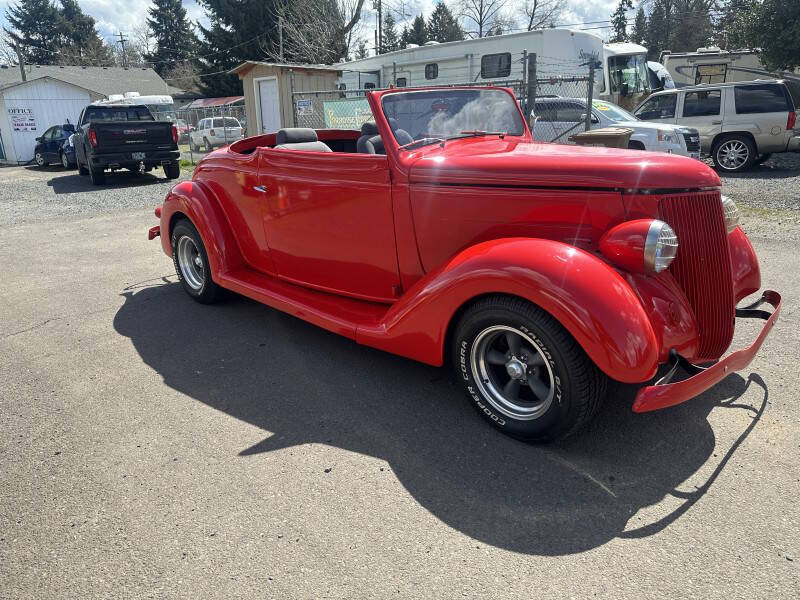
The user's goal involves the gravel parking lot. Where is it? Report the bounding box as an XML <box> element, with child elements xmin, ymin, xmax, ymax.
<box><xmin>714</xmin><ymin>152</ymin><xmax>800</xmax><ymax>213</ymax></box>
<box><xmin>1</xmin><ymin>159</ymin><xmax>798</xmax><ymax>598</ymax></box>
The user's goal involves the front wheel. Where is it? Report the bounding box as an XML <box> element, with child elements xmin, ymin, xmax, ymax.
<box><xmin>204</xmin><ymin>138</ymin><xmax>213</xmax><ymax>152</ymax></box>
<box><xmin>60</xmin><ymin>152</ymin><xmax>70</xmax><ymax>169</ymax></box>
<box><xmin>453</xmin><ymin>296</ymin><xmax>607</xmax><ymax>442</ymax></box>
<box><xmin>712</xmin><ymin>135</ymin><xmax>756</xmax><ymax>172</ymax></box>
<box><xmin>171</xmin><ymin>219</ymin><xmax>221</xmax><ymax>304</ymax></box>
<box><xmin>35</xmin><ymin>152</ymin><xmax>47</xmax><ymax>167</ymax></box>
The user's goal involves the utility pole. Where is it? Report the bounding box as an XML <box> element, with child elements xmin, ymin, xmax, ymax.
<box><xmin>13</xmin><ymin>43</ymin><xmax>26</xmax><ymax>82</ymax></box>
<box><xmin>116</xmin><ymin>32</ymin><xmax>129</xmax><ymax>68</ymax></box>
<box><xmin>585</xmin><ymin>58</ymin><xmax>596</xmax><ymax>132</ymax></box>
<box><xmin>279</xmin><ymin>17</ymin><xmax>284</xmax><ymax>61</ymax></box>
<box><xmin>373</xmin><ymin>0</ymin><xmax>382</xmax><ymax>54</ymax></box>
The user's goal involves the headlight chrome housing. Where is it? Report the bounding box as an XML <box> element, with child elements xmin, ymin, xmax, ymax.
<box><xmin>644</xmin><ymin>220</ymin><xmax>679</xmax><ymax>274</ymax></box>
<box><xmin>657</xmin><ymin>129</ymin><xmax>675</xmax><ymax>143</ymax></box>
<box><xmin>721</xmin><ymin>195</ymin><xmax>740</xmax><ymax>234</ymax></box>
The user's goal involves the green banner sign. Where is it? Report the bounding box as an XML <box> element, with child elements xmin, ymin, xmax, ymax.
<box><xmin>322</xmin><ymin>98</ymin><xmax>373</xmax><ymax>129</ymax></box>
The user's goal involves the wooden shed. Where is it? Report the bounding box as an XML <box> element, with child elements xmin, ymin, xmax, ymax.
<box><xmin>231</xmin><ymin>62</ymin><xmax>343</xmax><ymax>136</ymax></box>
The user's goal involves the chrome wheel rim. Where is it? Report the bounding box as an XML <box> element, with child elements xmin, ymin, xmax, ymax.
<box><xmin>35</xmin><ymin>153</ymin><xmax>44</xmax><ymax>166</ymax></box>
<box><xmin>176</xmin><ymin>236</ymin><xmax>205</xmax><ymax>291</ymax></box>
<box><xmin>470</xmin><ymin>325</ymin><xmax>555</xmax><ymax>421</ymax></box>
<box><xmin>718</xmin><ymin>140</ymin><xmax>749</xmax><ymax>170</ymax></box>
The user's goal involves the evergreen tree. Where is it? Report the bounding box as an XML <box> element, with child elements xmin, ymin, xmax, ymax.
<box><xmin>4</xmin><ymin>0</ymin><xmax>62</xmax><ymax>64</ymax></box>
<box><xmin>631</xmin><ymin>7</ymin><xmax>647</xmax><ymax>45</ymax></box>
<box><xmin>644</xmin><ymin>0</ymin><xmax>671</xmax><ymax>60</ymax></box>
<box><xmin>57</xmin><ymin>0</ymin><xmax>113</xmax><ymax>65</ymax></box>
<box><xmin>381</xmin><ymin>12</ymin><xmax>399</xmax><ymax>53</ymax></box>
<box><xmin>732</xmin><ymin>0</ymin><xmax>800</xmax><ymax>70</ymax></box>
<box><xmin>407</xmin><ymin>14</ymin><xmax>428</xmax><ymax>46</ymax></box>
<box><xmin>355</xmin><ymin>38</ymin><xmax>369</xmax><ymax>59</ymax></box>
<box><xmin>145</xmin><ymin>0</ymin><xmax>197</xmax><ymax>76</ymax></box>
<box><xmin>427</xmin><ymin>1</ymin><xmax>464</xmax><ymax>43</ymax></box>
<box><xmin>610</xmin><ymin>0</ymin><xmax>633</xmax><ymax>43</ymax></box>
<box><xmin>400</xmin><ymin>26</ymin><xmax>410</xmax><ymax>49</ymax></box>
<box><xmin>195</xmin><ymin>0</ymin><xmax>279</xmax><ymax>95</ymax></box>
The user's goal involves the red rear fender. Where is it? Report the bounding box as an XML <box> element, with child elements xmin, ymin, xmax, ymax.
<box><xmin>357</xmin><ymin>238</ymin><xmax>660</xmax><ymax>383</ymax></box>
<box><xmin>159</xmin><ymin>180</ymin><xmax>244</xmax><ymax>277</ymax></box>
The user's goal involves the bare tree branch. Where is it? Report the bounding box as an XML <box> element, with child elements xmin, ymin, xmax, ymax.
<box><xmin>519</xmin><ymin>0</ymin><xmax>564</xmax><ymax>31</ymax></box>
<box><xmin>458</xmin><ymin>0</ymin><xmax>511</xmax><ymax>38</ymax></box>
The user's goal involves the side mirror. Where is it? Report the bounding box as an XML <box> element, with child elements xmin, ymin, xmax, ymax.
<box><xmin>35</xmin><ymin>136</ymin><xmax>43</xmax><ymax>142</ymax></box>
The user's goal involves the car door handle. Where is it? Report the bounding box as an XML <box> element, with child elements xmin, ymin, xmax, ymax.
<box><xmin>711</xmin><ymin>120</ymin><xmax>722</xmax><ymax>125</ymax></box>
<box><xmin>253</xmin><ymin>185</ymin><xmax>268</xmax><ymax>193</ymax></box>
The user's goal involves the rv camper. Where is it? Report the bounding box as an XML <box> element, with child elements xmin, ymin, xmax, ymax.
<box><xmin>92</xmin><ymin>92</ymin><xmax>177</xmax><ymax>121</ymax></box>
<box><xmin>660</xmin><ymin>48</ymin><xmax>769</xmax><ymax>87</ymax></box>
<box><xmin>335</xmin><ymin>29</ymin><xmax>651</xmax><ymax>110</ymax></box>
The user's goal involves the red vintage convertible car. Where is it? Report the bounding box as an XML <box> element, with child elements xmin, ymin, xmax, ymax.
<box><xmin>149</xmin><ymin>86</ymin><xmax>780</xmax><ymax>442</ymax></box>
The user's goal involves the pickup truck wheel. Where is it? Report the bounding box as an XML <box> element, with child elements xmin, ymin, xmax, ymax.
<box><xmin>453</xmin><ymin>296</ymin><xmax>607</xmax><ymax>442</ymax></box>
<box><xmin>78</xmin><ymin>161</ymin><xmax>88</xmax><ymax>176</ymax></box>
<box><xmin>88</xmin><ymin>162</ymin><xmax>105</xmax><ymax>185</ymax></box>
<box><xmin>171</xmin><ymin>219</ymin><xmax>221</xmax><ymax>304</ymax></box>
<box><xmin>164</xmin><ymin>162</ymin><xmax>180</xmax><ymax>179</ymax></box>
<box><xmin>712</xmin><ymin>135</ymin><xmax>756</xmax><ymax>172</ymax></box>
<box><xmin>204</xmin><ymin>138</ymin><xmax>212</xmax><ymax>152</ymax></box>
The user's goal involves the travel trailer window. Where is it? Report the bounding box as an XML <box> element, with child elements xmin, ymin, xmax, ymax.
<box><xmin>481</xmin><ymin>53</ymin><xmax>512</xmax><ymax>79</ymax></box>
<box><xmin>682</xmin><ymin>90</ymin><xmax>721</xmax><ymax>117</ymax></box>
<box><xmin>634</xmin><ymin>93</ymin><xmax>677</xmax><ymax>119</ymax></box>
<box><xmin>695</xmin><ymin>64</ymin><xmax>727</xmax><ymax>85</ymax></box>
<box><xmin>396</xmin><ymin>78</ymin><xmax>407</xmax><ymax>87</ymax></box>
<box><xmin>608</xmin><ymin>54</ymin><xmax>649</xmax><ymax>94</ymax></box>
<box><xmin>364</xmin><ymin>82</ymin><xmax>376</xmax><ymax>89</ymax></box>
<box><xmin>425</xmin><ymin>64</ymin><xmax>439</xmax><ymax>80</ymax></box>
<box><xmin>734</xmin><ymin>84</ymin><xmax>791</xmax><ymax>114</ymax></box>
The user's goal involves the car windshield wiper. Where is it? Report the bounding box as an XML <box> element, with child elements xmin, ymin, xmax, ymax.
<box><xmin>456</xmin><ymin>130</ymin><xmax>507</xmax><ymax>139</ymax></box>
<box><xmin>397</xmin><ymin>137</ymin><xmax>446</xmax><ymax>151</ymax></box>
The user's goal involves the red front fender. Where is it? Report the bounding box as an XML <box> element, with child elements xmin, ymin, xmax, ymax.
<box><xmin>357</xmin><ymin>238</ymin><xmax>659</xmax><ymax>383</ymax></box>
<box><xmin>159</xmin><ymin>180</ymin><xmax>243</xmax><ymax>277</ymax></box>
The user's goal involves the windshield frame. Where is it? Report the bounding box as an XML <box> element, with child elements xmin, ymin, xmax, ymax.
<box><xmin>608</xmin><ymin>54</ymin><xmax>651</xmax><ymax>95</ymax></box>
<box><xmin>379</xmin><ymin>86</ymin><xmax>530</xmax><ymax>149</ymax></box>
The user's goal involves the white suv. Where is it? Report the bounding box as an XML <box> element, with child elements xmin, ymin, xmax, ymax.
<box><xmin>533</xmin><ymin>97</ymin><xmax>701</xmax><ymax>158</ymax></box>
<box><xmin>190</xmin><ymin>117</ymin><xmax>244</xmax><ymax>152</ymax></box>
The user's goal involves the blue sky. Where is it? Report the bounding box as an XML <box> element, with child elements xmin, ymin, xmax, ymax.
<box><xmin>1</xmin><ymin>0</ymin><xmax>620</xmax><ymax>52</ymax></box>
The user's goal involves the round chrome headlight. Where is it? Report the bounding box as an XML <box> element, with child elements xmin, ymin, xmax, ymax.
<box><xmin>644</xmin><ymin>220</ymin><xmax>678</xmax><ymax>273</ymax></box>
<box><xmin>721</xmin><ymin>195</ymin><xmax>740</xmax><ymax>233</ymax></box>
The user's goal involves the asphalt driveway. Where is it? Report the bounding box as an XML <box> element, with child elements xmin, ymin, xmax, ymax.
<box><xmin>0</xmin><ymin>181</ymin><xmax>798</xmax><ymax>597</ymax></box>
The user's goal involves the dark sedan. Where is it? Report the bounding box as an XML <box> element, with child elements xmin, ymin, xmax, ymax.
<box><xmin>34</xmin><ymin>124</ymin><xmax>76</xmax><ymax>168</ymax></box>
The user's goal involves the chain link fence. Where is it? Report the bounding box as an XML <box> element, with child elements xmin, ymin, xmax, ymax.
<box><xmin>291</xmin><ymin>54</ymin><xmax>597</xmax><ymax>145</ymax></box>
<box><xmin>151</xmin><ymin>104</ymin><xmax>247</xmax><ymax>164</ymax></box>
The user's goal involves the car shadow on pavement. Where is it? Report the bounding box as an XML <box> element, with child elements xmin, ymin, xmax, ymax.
<box><xmin>114</xmin><ymin>282</ymin><xmax>768</xmax><ymax>556</ymax></box>
<box><xmin>46</xmin><ymin>171</ymin><xmax>169</xmax><ymax>194</ymax></box>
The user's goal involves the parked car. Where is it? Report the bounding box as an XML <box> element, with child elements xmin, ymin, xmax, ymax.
<box><xmin>533</xmin><ymin>97</ymin><xmax>700</xmax><ymax>157</ymax></box>
<box><xmin>73</xmin><ymin>104</ymin><xmax>180</xmax><ymax>185</ymax></box>
<box><xmin>149</xmin><ymin>86</ymin><xmax>780</xmax><ymax>443</ymax></box>
<box><xmin>633</xmin><ymin>79</ymin><xmax>800</xmax><ymax>172</ymax></box>
<box><xmin>189</xmin><ymin>117</ymin><xmax>244</xmax><ymax>152</ymax></box>
<box><xmin>176</xmin><ymin>119</ymin><xmax>192</xmax><ymax>143</ymax></box>
<box><xmin>33</xmin><ymin>123</ymin><xmax>76</xmax><ymax>168</ymax></box>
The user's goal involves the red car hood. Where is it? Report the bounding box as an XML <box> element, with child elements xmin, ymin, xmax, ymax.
<box><xmin>407</xmin><ymin>138</ymin><xmax>721</xmax><ymax>191</ymax></box>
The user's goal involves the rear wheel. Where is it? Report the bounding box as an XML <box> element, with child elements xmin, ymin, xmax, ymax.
<box><xmin>164</xmin><ymin>162</ymin><xmax>180</xmax><ymax>179</ymax></box>
<box><xmin>171</xmin><ymin>219</ymin><xmax>221</xmax><ymax>304</ymax></box>
<box><xmin>35</xmin><ymin>152</ymin><xmax>47</xmax><ymax>167</ymax></box>
<box><xmin>453</xmin><ymin>296</ymin><xmax>607</xmax><ymax>442</ymax></box>
<box><xmin>627</xmin><ymin>141</ymin><xmax>646</xmax><ymax>150</ymax></box>
<box><xmin>88</xmin><ymin>162</ymin><xmax>105</xmax><ymax>185</ymax></box>
<box><xmin>712</xmin><ymin>135</ymin><xmax>756</xmax><ymax>172</ymax></box>
<box><xmin>204</xmin><ymin>138</ymin><xmax>213</xmax><ymax>152</ymax></box>
<box><xmin>60</xmin><ymin>152</ymin><xmax>70</xmax><ymax>169</ymax></box>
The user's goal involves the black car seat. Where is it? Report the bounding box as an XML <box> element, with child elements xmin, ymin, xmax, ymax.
<box><xmin>274</xmin><ymin>128</ymin><xmax>332</xmax><ymax>152</ymax></box>
<box><xmin>357</xmin><ymin>121</ymin><xmax>383</xmax><ymax>154</ymax></box>
<box><xmin>357</xmin><ymin>120</ymin><xmax>414</xmax><ymax>153</ymax></box>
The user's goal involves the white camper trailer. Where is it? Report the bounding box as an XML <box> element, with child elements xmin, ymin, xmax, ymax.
<box><xmin>335</xmin><ymin>29</ymin><xmax>651</xmax><ymax>109</ymax></box>
<box><xmin>660</xmin><ymin>48</ymin><xmax>769</xmax><ymax>87</ymax></box>
<box><xmin>92</xmin><ymin>92</ymin><xmax>177</xmax><ymax>121</ymax></box>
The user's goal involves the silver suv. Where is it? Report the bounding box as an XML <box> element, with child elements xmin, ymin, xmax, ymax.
<box><xmin>633</xmin><ymin>79</ymin><xmax>800</xmax><ymax>172</ymax></box>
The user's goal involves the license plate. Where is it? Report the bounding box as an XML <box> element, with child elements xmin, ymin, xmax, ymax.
<box><xmin>132</xmin><ymin>152</ymin><xmax>146</xmax><ymax>160</ymax></box>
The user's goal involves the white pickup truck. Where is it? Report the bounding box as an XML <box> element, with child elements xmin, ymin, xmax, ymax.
<box><xmin>532</xmin><ymin>97</ymin><xmax>701</xmax><ymax>158</ymax></box>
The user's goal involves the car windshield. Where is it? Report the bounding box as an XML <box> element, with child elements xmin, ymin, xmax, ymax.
<box><xmin>608</xmin><ymin>54</ymin><xmax>650</xmax><ymax>95</ymax></box>
<box><xmin>591</xmin><ymin>100</ymin><xmax>637</xmax><ymax>122</ymax></box>
<box><xmin>381</xmin><ymin>88</ymin><xmax>526</xmax><ymax>145</ymax></box>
